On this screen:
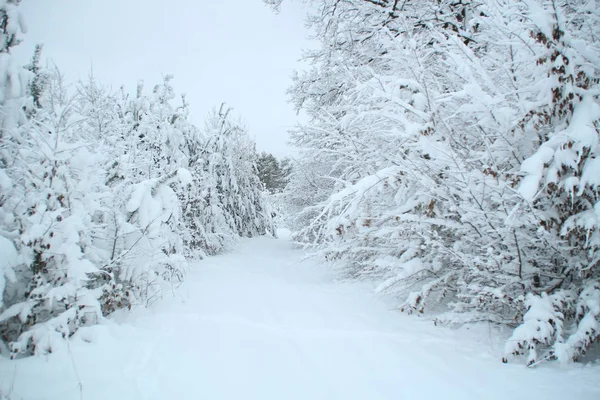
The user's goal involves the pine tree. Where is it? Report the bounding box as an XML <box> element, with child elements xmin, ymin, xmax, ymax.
<box><xmin>256</xmin><ymin>152</ymin><xmax>291</xmax><ymax>193</ymax></box>
<box><xmin>1</xmin><ymin>56</ymin><xmax>110</xmax><ymax>357</ymax></box>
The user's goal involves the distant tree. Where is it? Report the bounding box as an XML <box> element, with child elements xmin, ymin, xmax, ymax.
<box><xmin>256</xmin><ymin>152</ymin><xmax>290</xmax><ymax>193</ymax></box>
<box><xmin>24</xmin><ymin>44</ymin><xmax>48</xmax><ymax>110</ymax></box>
<box><xmin>202</xmin><ymin>105</ymin><xmax>275</xmax><ymax>238</ymax></box>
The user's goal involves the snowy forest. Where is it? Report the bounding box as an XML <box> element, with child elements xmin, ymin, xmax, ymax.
<box><xmin>0</xmin><ymin>0</ymin><xmax>599</xmax><ymax>396</ymax></box>
<box><xmin>0</xmin><ymin>0</ymin><xmax>276</xmax><ymax>358</ymax></box>
<box><xmin>266</xmin><ymin>0</ymin><xmax>600</xmax><ymax>366</ymax></box>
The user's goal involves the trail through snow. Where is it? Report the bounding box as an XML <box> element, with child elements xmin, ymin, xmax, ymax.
<box><xmin>1</xmin><ymin>232</ymin><xmax>599</xmax><ymax>399</ymax></box>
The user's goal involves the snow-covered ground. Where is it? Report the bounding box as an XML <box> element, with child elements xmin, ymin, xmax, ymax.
<box><xmin>1</xmin><ymin>232</ymin><xmax>599</xmax><ymax>400</ymax></box>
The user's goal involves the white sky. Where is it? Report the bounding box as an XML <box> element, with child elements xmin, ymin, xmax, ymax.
<box><xmin>14</xmin><ymin>0</ymin><xmax>314</xmax><ymax>157</ymax></box>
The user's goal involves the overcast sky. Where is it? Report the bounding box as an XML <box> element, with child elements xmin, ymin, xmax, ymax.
<box><xmin>14</xmin><ymin>0</ymin><xmax>314</xmax><ymax>157</ymax></box>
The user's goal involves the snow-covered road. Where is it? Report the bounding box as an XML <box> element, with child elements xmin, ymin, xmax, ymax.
<box><xmin>1</xmin><ymin>233</ymin><xmax>599</xmax><ymax>399</ymax></box>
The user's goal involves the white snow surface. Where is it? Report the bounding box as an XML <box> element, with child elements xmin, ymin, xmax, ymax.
<box><xmin>1</xmin><ymin>231</ymin><xmax>599</xmax><ymax>400</ymax></box>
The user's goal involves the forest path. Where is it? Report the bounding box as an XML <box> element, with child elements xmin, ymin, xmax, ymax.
<box><xmin>1</xmin><ymin>231</ymin><xmax>599</xmax><ymax>399</ymax></box>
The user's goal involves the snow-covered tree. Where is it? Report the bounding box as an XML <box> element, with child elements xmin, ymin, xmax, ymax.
<box><xmin>0</xmin><ymin>0</ymin><xmax>33</xmax><ymax>354</ymax></box>
<box><xmin>0</xmin><ymin>46</ymin><xmax>112</xmax><ymax>356</ymax></box>
<box><xmin>204</xmin><ymin>105</ymin><xmax>275</xmax><ymax>237</ymax></box>
<box><xmin>502</xmin><ymin>0</ymin><xmax>600</xmax><ymax>365</ymax></box>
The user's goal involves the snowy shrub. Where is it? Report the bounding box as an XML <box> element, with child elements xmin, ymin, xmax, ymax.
<box><xmin>504</xmin><ymin>282</ymin><xmax>600</xmax><ymax>365</ymax></box>
<box><xmin>554</xmin><ymin>282</ymin><xmax>600</xmax><ymax>363</ymax></box>
<box><xmin>503</xmin><ymin>292</ymin><xmax>574</xmax><ymax>366</ymax></box>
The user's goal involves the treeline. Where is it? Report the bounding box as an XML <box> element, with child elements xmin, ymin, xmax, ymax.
<box><xmin>267</xmin><ymin>0</ymin><xmax>600</xmax><ymax>365</ymax></box>
<box><xmin>0</xmin><ymin>1</ymin><xmax>273</xmax><ymax>357</ymax></box>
